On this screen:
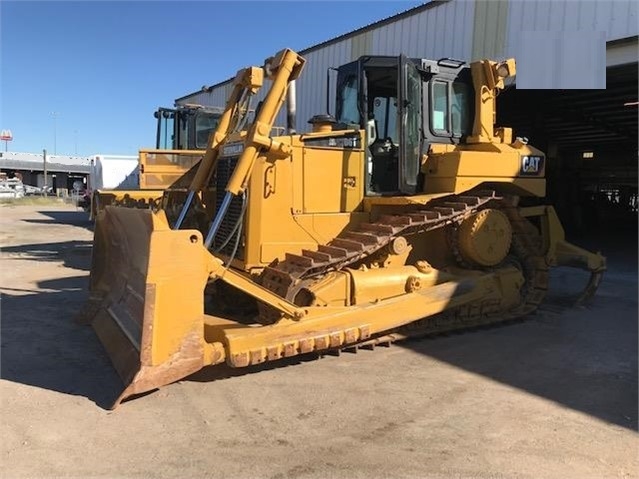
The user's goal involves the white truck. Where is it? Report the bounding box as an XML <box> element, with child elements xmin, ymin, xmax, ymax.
<box><xmin>84</xmin><ymin>154</ymin><xmax>138</xmax><ymax>215</ymax></box>
<box><xmin>87</xmin><ymin>154</ymin><xmax>139</xmax><ymax>192</ymax></box>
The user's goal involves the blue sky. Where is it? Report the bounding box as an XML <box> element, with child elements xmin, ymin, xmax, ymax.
<box><xmin>1</xmin><ymin>1</ymin><xmax>424</xmax><ymax>156</ymax></box>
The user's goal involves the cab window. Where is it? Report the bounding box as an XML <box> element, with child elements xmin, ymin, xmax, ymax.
<box><xmin>372</xmin><ymin>96</ymin><xmax>398</xmax><ymax>142</ymax></box>
<box><xmin>195</xmin><ymin>113</ymin><xmax>220</xmax><ymax>149</ymax></box>
<box><xmin>430</xmin><ymin>80</ymin><xmax>472</xmax><ymax>138</ymax></box>
<box><xmin>451</xmin><ymin>82</ymin><xmax>472</xmax><ymax>136</ymax></box>
<box><xmin>336</xmin><ymin>74</ymin><xmax>360</xmax><ymax>125</ymax></box>
<box><xmin>431</xmin><ymin>81</ymin><xmax>449</xmax><ymax>133</ymax></box>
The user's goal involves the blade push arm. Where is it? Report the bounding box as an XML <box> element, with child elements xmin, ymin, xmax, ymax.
<box><xmin>204</xmin><ymin>49</ymin><xmax>305</xmax><ymax>248</ymax></box>
<box><xmin>174</xmin><ymin>48</ymin><xmax>305</xmax><ymax>232</ymax></box>
<box><xmin>173</xmin><ymin>66</ymin><xmax>263</xmax><ymax>230</ymax></box>
<box><xmin>189</xmin><ymin>67</ymin><xmax>264</xmax><ymax>193</ymax></box>
<box><xmin>225</xmin><ymin>48</ymin><xmax>305</xmax><ymax>195</ymax></box>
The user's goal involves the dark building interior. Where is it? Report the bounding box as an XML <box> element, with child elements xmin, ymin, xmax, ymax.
<box><xmin>498</xmin><ymin>61</ymin><xmax>638</xmax><ymax>242</ymax></box>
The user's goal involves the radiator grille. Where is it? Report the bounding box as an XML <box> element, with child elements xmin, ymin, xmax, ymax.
<box><xmin>213</xmin><ymin>155</ymin><xmax>245</xmax><ymax>259</ymax></box>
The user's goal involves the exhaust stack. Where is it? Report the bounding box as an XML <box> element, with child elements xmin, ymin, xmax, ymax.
<box><xmin>286</xmin><ymin>80</ymin><xmax>296</xmax><ymax>134</ymax></box>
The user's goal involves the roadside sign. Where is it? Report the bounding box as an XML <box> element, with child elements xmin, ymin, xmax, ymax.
<box><xmin>1</xmin><ymin>129</ymin><xmax>12</xmax><ymax>152</ymax></box>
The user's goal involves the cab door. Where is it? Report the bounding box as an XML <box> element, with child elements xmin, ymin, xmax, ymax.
<box><xmin>154</xmin><ymin>108</ymin><xmax>176</xmax><ymax>149</ymax></box>
<box><xmin>397</xmin><ymin>55</ymin><xmax>422</xmax><ymax>194</ymax></box>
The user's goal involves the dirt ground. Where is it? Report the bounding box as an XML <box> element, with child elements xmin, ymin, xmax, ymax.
<box><xmin>1</xmin><ymin>204</ymin><xmax>637</xmax><ymax>479</ymax></box>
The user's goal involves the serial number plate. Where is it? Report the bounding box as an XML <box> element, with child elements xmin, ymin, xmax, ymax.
<box><xmin>221</xmin><ymin>142</ymin><xmax>244</xmax><ymax>158</ymax></box>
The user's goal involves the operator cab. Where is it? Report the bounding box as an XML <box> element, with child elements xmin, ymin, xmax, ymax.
<box><xmin>334</xmin><ymin>56</ymin><xmax>474</xmax><ymax>196</ymax></box>
<box><xmin>154</xmin><ymin>105</ymin><xmax>223</xmax><ymax>150</ymax></box>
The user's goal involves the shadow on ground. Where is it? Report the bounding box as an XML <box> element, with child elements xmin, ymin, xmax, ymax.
<box><xmin>1</xmin><ymin>278</ymin><xmax>124</xmax><ymax>409</ymax></box>
<box><xmin>2</xmin><ymin>268</ymin><xmax>636</xmax><ymax>424</ymax></box>
<box><xmin>1</xmin><ymin>212</ymin><xmax>636</xmax><ymax>428</ymax></box>
<box><xmin>1</xmin><ymin>240</ymin><xmax>93</xmax><ymax>271</ymax></box>
<box><xmin>187</xmin><ymin>266</ymin><xmax>637</xmax><ymax>431</ymax></box>
<box><xmin>22</xmin><ymin>210</ymin><xmax>94</xmax><ymax>231</ymax></box>
<box><xmin>395</xmin><ymin>230</ymin><xmax>638</xmax><ymax>430</ymax></box>
<box><xmin>397</xmin><ymin>293</ymin><xmax>637</xmax><ymax>430</ymax></box>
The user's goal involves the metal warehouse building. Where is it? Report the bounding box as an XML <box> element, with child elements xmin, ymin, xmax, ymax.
<box><xmin>0</xmin><ymin>151</ymin><xmax>91</xmax><ymax>195</ymax></box>
<box><xmin>176</xmin><ymin>0</ymin><xmax>638</xmax><ymax>233</ymax></box>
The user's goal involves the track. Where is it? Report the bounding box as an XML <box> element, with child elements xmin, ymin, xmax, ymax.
<box><xmin>260</xmin><ymin>191</ymin><xmax>502</xmax><ymax>305</ymax></box>
<box><xmin>257</xmin><ymin>190</ymin><xmax>550</xmax><ymax>347</ymax></box>
<box><xmin>354</xmin><ymin>204</ymin><xmax>550</xmax><ymax>349</ymax></box>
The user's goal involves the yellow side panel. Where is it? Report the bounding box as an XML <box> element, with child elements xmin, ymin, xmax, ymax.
<box><xmin>139</xmin><ymin>150</ymin><xmax>203</xmax><ymax>189</ymax></box>
<box><xmin>424</xmin><ymin>150</ymin><xmax>530</xmax><ymax>177</ymax></box>
<box><xmin>244</xmin><ymin>153</ymin><xmax>306</xmax><ymax>267</ymax></box>
<box><xmin>241</xmin><ymin>152</ymin><xmax>341</xmax><ymax>268</ymax></box>
<box><xmin>242</xmin><ymin>143</ymin><xmax>366</xmax><ymax>269</ymax></box>
<box><xmin>422</xmin><ymin>145</ymin><xmax>546</xmax><ymax>197</ymax></box>
<box><xmin>302</xmin><ymin>147</ymin><xmax>364</xmax><ymax>213</ymax></box>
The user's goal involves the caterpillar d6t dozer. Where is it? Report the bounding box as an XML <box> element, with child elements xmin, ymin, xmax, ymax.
<box><xmin>81</xmin><ymin>48</ymin><xmax>606</xmax><ymax>408</ymax></box>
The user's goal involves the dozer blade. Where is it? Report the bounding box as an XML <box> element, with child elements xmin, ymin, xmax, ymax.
<box><xmin>81</xmin><ymin>206</ymin><xmax>217</xmax><ymax>409</ymax></box>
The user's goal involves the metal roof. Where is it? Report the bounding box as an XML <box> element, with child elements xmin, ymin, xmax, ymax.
<box><xmin>0</xmin><ymin>158</ymin><xmax>90</xmax><ymax>174</ymax></box>
<box><xmin>0</xmin><ymin>151</ymin><xmax>90</xmax><ymax>166</ymax></box>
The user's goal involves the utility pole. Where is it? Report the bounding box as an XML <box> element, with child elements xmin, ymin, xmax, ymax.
<box><xmin>42</xmin><ymin>148</ymin><xmax>48</xmax><ymax>195</ymax></box>
<box><xmin>74</xmin><ymin>129</ymin><xmax>78</xmax><ymax>155</ymax></box>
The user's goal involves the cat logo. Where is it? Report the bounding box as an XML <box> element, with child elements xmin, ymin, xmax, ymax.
<box><xmin>520</xmin><ymin>155</ymin><xmax>544</xmax><ymax>175</ymax></box>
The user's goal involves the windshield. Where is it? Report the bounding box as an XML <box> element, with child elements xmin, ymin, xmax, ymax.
<box><xmin>336</xmin><ymin>74</ymin><xmax>360</xmax><ymax>125</ymax></box>
<box><xmin>195</xmin><ymin>112</ymin><xmax>221</xmax><ymax>149</ymax></box>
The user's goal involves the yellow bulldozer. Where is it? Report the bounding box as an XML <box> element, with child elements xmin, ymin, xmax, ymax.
<box><xmin>89</xmin><ymin>103</ymin><xmax>223</xmax><ymax>219</ymax></box>
<box><xmin>81</xmin><ymin>48</ymin><xmax>606</xmax><ymax>409</ymax></box>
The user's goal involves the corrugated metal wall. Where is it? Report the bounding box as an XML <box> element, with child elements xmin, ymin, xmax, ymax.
<box><xmin>178</xmin><ymin>0</ymin><xmax>637</xmax><ymax>133</ymax></box>
<box><xmin>294</xmin><ymin>41</ymin><xmax>352</xmax><ymax>133</ymax></box>
<box><xmin>471</xmin><ymin>0</ymin><xmax>510</xmax><ymax>60</ymax></box>
<box><xmin>502</xmin><ymin>0</ymin><xmax>638</xmax><ymax>61</ymax></box>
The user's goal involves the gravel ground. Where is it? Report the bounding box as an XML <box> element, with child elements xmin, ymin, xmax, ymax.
<box><xmin>1</xmin><ymin>204</ymin><xmax>637</xmax><ymax>479</ymax></box>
